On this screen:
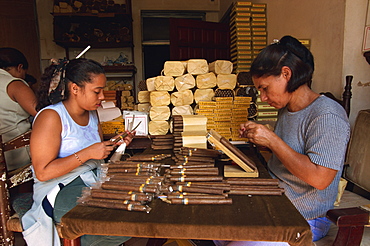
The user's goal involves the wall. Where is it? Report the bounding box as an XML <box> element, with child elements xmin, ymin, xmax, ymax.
<box><xmin>37</xmin><ymin>0</ymin><xmax>370</xmax><ymax>126</ymax></box>
<box><xmin>343</xmin><ymin>0</ymin><xmax>370</xmax><ymax>125</ymax></box>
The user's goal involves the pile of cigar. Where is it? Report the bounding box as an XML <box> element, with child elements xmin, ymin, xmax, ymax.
<box><xmin>160</xmin><ymin>147</ymin><xmax>234</xmax><ymax>205</ymax></box>
<box><xmin>172</xmin><ymin>115</ymin><xmax>185</xmax><ymax>153</ymax></box>
<box><xmin>149</xmin><ymin>134</ymin><xmax>174</xmax><ymax>150</ymax></box>
<box><xmin>78</xmin><ymin>153</ymin><xmax>171</xmax><ymax>213</ymax></box>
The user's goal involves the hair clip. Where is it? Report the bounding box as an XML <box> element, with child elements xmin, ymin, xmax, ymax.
<box><xmin>272</xmin><ymin>39</ymin><xmax>280</xmax><ymax>44</ymax></box>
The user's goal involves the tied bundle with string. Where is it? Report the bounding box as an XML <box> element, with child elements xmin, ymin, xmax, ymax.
<box><xmin>48</xmin><ymin>58</ymin><xmax>69</xmax><ymax>104</ymax></box>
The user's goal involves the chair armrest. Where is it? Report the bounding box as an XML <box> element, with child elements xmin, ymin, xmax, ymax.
<box><xmin>326</xmin><ymin>207</ymin><xmax>369</xmax><ymax>227</ymax></box>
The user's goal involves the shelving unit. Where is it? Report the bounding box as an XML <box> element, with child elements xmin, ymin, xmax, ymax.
<box><xmin>52</xmin><ymin>0</ymin><xmax>136</xmax><ymax>102</ymax></box>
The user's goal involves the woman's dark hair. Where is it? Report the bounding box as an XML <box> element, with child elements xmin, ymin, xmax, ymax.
<box><xmin>36</xmin><ymin>58</ymin><xmax>105</xmax><ymax>111</ymax></box>
<box><xmin>0</xmin><ymin>47</ymin><xmax>29</xmax><ymax>70</ymax></box>
<box><xmin>250</xmin><ymin>35</ymin><xmax>314</xmax><ymax>92</ymax></box>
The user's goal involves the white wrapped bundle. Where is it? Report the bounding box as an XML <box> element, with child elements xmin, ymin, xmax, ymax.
<box><xmin>137</xmin><ymin>91</ymin><xmax>150</xmax><ymax>103</ymax></box>
<box><xmin>154</xmin><ymin>76</ymin><xmax>175</xmax><ymax>91</ymax></box>
<box><xmin>209</xmin><ymin>60</ymin><xmax>233</xmax><ymax>75</ymax></box>
<box><xmin>137</xmin><ymin>103</ymin><xmax>151</xmax><ymax>112</ymax></box>
<box><xmin>163</xmin><ymin>61</ymin><xmax>185</xmax><ymax>76</ymax></box>
<box><xmin>149</xmin><ymin>120</ymin><xmax>169</xmax><ymax>135</ymax></box>
<box><xmin>146</xmin><ymin>77</ymin><xmax>156</xmax><ymax>91</ymax></box>
<box><xmin>172</xmin><ymin>105</ymin><xmax>194</xmax><ymax>115</ymax></box>
<box><xmin>149</xmin><ymin>106</ymin><xmax>171</xmax><ymax>121</ymax></box>
<box><xmin>174</xmin><ymin>73</ymin><xmax>195</xmax><ymax>91</ymax></box>
<box><xmin>196</xmin><ymin>72</ymin><xmax>217</xmax><ymax>89</ymax></box>
<box><xmin>150</xmin><ymin>91</ymin><xmax>171</xmax><ymax>106</ymax></box>
<box><xmin>170</xmin><ymin>90</ymin><xmax>194</xmax><ymax>106</ymax></box>
<box><xmin>194</xmin><ymin>89</ymin><xmax>215</xmax><ymax>103</ymax></box>
<box><xmin>187</xmin><ymin>59</ymin><xmax>209</xmax><ymax>75</ymax></box>
<box><xmin>216</xmin><ymin>74</ymin><xmax>237</xmax><ymax>89</ymax></box>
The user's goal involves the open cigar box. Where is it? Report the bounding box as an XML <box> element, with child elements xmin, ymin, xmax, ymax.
<box><xmin>206</xmin><ymin>129</ymin><xmax>259</xmax><ymax>177</ymax></box>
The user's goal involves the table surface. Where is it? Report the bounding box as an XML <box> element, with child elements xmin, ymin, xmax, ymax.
<box><xmin>60</xmin><ymin>147</ymin><xmax>313</xmax><ymax>246</ymax></box>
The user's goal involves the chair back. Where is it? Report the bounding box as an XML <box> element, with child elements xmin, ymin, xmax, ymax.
<box><xmin>343</xmin><ymin>109</ymin><xmax>370</xmax><ymax>193</ymax></box>
<box><xmin>0</xmin><ymin>130</ymin><xmax>32</xmax><ymax>245</ymax></box>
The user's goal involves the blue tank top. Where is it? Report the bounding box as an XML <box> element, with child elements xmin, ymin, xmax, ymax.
<box><xmin>35</xmin><ymin>102</ymin><xmax>101</xmax><ymax>158</ymax></box>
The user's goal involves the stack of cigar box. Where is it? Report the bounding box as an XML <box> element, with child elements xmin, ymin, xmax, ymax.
<box><xmin>229</xmin><ymin>1</ymin><xmax>268</xmax><ymax>73</ymax></box>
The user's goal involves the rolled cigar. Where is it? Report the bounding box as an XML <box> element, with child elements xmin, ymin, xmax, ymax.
<box><xmin>90</xmin><ymin>189</ymin><xmax>153</xmax><ymax>202</ymax></box>
<box><xmin>228</xmin><ymin>189</ymin><xmax>283</xmax><ymax>196</ymax></box>
<box><xmin>108</xmin><ymin>175</ymin><xmax>162</xmax><ymax>183</ymax></box>
<box><xmin>108</xmin><ymin>167</ymin><xmax>153</xmax><ymax>173</ymax></box>
<box><xmin>108</xmin><ymin>163</ymin><xmax>161</xmax><ymax>169</ymax></box>
<box><xmin>151</xmin><ymin>137</ymin><xmax>174</xmax><ymax>142</ymax></box>
<box><xmin>174</xmin><ymin>161</ymin><xmax>215</xmax><ymax>166</ymax></box>
<box><xmin>169</xmin><ymin>198</ymin><xmax>232</xmax><ymax>205</ymax></box>
<box><xmin>170</xmin><ymin>167</ymin><xmax>219</xmax><ymax>172</ymax></box>
<box><xmin>180</xmin><ymin>147</ymin><xmax>221</xmax><ymax>158</ymax></box>
<box><xmin>102</xmin><ymin>182</ymin><xmax>158</xmax><ymax>193</ymax></box>
<box><xmin>109</xmin><ymin>171</ymin><xmax>155</xmax><ymax>176</ymax></box>
<box><xmin>169</xmin><ymin>176</ymin><xmax>224</xmax><ymax>182</ymax></box>
<box><xmin>176</xmin><ymin>181</ymin><xmax>229</xmax><ymax>187</ymax></box>
<box><xmin>175</xmin><ymin>183</ymin><xmax>230</xmax><ymax>190</ymax></box>
<box><xmin>149</xmin><ymin>134</ymin><xmax>174</xmax><ymax>139</ymax></box>
<box><xmin>230</xmin><ymin>185</ymin><xmax>281</xmax><ymax>190</ymax></box>
<box><xmin>166</xmin><ymin>193</ymin><xmax>227</xmax><ymax>199</ymax></box>
<box><xmin>152</xmin><ymin>145</ymin><xmax>174</xmax><ymax>150</ymax></box>
<box><xmin>169</xmin><ymin>170</ymin><xmax>219</xmax><ymax>176</ymax></box>
<box><xmin>151</xmin><ymin>141</ymin><xmax>174</xmax><ymax>146</ymax></box>
<box><xmin>83</xmin><ymin>199</ymin><xmax>152</xmax><ymax>212</ymax></box>
<box><xmin>86</xmin><ymin>197</ymin><xmax>143</xmax><ymax>206</ymax></box>
<box><xmin>226</xmin><ymin>178</ymin><xmax>279</xmax><ymax>186</ymax></box>
<box><xmin>219</xmin><ymin>137</ymin><xmax>257</xmax><ymax>171</ymax></box>
<box><xmin>174</xmin><ymin>155</ymin><xmax>215</xmax><ymax>163</ymax></box>
<box><xmin>171</xmin><ymin>185</ymin><xmax>226</xmax><ymax>195</ymax></box>
<box><xmin>170</xmin><ymin>164</ymin><xmax>215</xmax><ymax>169</ymax></box>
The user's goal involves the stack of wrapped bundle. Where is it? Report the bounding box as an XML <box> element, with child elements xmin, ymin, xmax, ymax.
<box><xmin>78</xmin><ymin>153</ymin><xmax>172</xmax><ymax>213</ymax></box>
<box><xmin>171</xmin><ymin>115</ymin><xmax>208</xmax><ymax>153</ymax></box>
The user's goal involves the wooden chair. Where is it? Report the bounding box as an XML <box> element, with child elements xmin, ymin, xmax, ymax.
<box><xmin>320</xmin><ymin>75</ymin><xmax>353</xmax><ymax>117</ymax></box>
<box><xmin>0</xmin><ymin>131</ymin><xmax>80</xmax><ymax>246</ymax></box>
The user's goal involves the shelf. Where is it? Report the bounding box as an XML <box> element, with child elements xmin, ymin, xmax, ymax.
<box><xmin>54</xmin><ymin>41</ymin><xmax>133</xmax><ymax>49</ymax></box>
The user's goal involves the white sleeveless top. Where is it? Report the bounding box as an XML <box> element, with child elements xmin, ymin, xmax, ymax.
<box><xmin>35</xmin><ymin>101</ymin><xmax>101</xmax><ymax>158</ymax></box>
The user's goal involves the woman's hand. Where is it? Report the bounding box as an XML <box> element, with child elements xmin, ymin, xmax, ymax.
<box><xmin>239</xmin><ymin>121</ymin><xmax>275</xmax><ymax>148</ymax></box>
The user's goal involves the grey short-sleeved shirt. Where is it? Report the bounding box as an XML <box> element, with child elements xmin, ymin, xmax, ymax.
<box><xmin>268</xmin><ymin>95</ymin><xmax>350</xmax><ymax>220</ymax></box>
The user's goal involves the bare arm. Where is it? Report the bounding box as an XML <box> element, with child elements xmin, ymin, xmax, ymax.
<box><xmin>240</xmin><ymin>121</ymin><xmax>337</xmax><ymax>190</ymax></box>
<box><xmin>30</xmin><ymin>109</ymin><xmax>116</xmax><ymax>181</ymax></box>
<box><xmin>7</xmin><ymin>80</ymin><xmax>37</xmax><ymax>116</ymax></box>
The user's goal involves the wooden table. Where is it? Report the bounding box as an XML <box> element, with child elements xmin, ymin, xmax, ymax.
<box><xmin>60</xmin><ymin>147</ymin><xmax>313</xmax><ymax>246</ymax></box>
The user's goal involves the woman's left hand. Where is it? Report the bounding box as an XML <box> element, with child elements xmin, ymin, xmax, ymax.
<box><xmin>112</xmin><ymin>131</ymin><xmax>136</xmax><ymax>146</ymax></box>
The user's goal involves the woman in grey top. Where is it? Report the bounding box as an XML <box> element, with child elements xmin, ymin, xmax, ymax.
<box><xmin>216</xmin><ymin>36</ymin><xmax>350</xmax><ymax>246</ymax></box>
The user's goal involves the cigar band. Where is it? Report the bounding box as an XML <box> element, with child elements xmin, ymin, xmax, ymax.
<box><xmin>180</xmin><ymin>169</ymin><xmax>186</xmax><ymax>175</ymax></box>
<box><xmin>152</xmin><ymin>157</ymin><xmax>156</xmax><ymax>161</ymax></box>
<box><xmin>179</xmin><ymin>194</ymin><xmax>184</xmax><ymax>198</ymax></box>
<box><xmin>136</xmin><ymin>168</ymin><xmax>140</xmax><ymax>175</ymax></box>
<box><xmin>189</xmin><ymin>150</ymin><xmax>193</xmax><ymax>156</ymax></box>
<box><xmin>186</xmin><ymin>182</ymin><xmax>191</xmax><ymax>186</ymax></box>
<box><xmin>178</xmin><ymin>185</ymin><xmax>183</xmax><ymax>192</ymax></box>
<box><xmin>145</xmin><ymin>178</ymin><xmax>151</xmax><ymax>184</ymax></box>
<box><xmin>123</xmin><ymin>200</ymin><xmax>129</xmax><ymax>204</ymax></box>
<box><xmin>179</xmin><ymin>176</ymin><xmax>185</xmax><ymax>182</ymax></box>
<box><xmin>127</xmin><ymin>204</ymin><xmax>133</xmax><ymax>211</ymax></box>
<box><xmin>128</xmin><ymin>191</ymin><xmax>133</xmax><ymax>195</ymax></box>
<box><xmin>136</xmin><ymin>163</ymin><xmax>140</xmax><ymax>167</ymax></box>
<box><xmin>184</xmin><ymin>156</ymin><xmax>188</xmax><ymax>163</ymax></box>
<box><xmin>182</xmin><ymin>198</ymin><xmax>189</xmax><ymax>205</ymax></box>
<box><xmin>139</xmin><ymin>184</ymin><xmax>145</xmax><ymax>192</ymax></box>
<box><xmin>130</xmin><ymin>194</ymin><xmax>137</xmax><ymax>200</ymax></box>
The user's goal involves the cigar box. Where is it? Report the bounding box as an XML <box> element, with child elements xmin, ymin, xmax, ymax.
<box><xmin>207</xmin><ymin>129</ymin><xmax>258</xmax><ymax>177</ymax></box>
